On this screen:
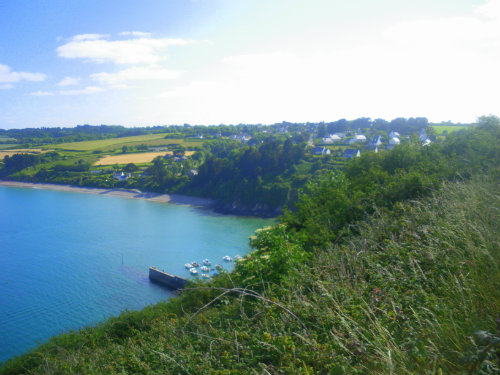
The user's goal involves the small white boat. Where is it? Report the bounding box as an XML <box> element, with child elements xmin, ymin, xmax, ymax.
<box><xmin>202</xmin><ymin>259</ymin><xmax>211</xmax><ymax>266</ymax></box>
<box><xmin>201</xmin><ymin>273</ymin><xmax>210</xmax><ymax>279</ymax></box>
<box><xmin>185</xmin><ymin>263</ymin><xmax>193</xmax><ymax>269</ymax></box>
<box><xmin>222</xmin><ymin>255</ymin><xmax>232</xmax><ymax>262</ymax></box>
<box><xmin>215</xmin><ymin>264</ymin><xmax>223</xmax><ymax>270</ymax></box>
<box><xmin>201</xmin><ymin>266</ymin><xmax>210</xmax><ymax>272</ymax></box>
<box><xmin>191</xmin><ymin>262</ymin><xmax>200</xmax><ymax>267</ymax></box>
<box><xmin>189</xmin><ymin>268</ymin><xmax>198</xmax><ymax>275</ymax></box>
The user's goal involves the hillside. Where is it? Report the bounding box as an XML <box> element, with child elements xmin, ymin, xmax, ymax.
<box><xmin>0</xmin><ymin>120</ymin><xmax>499</xmax><ymax>374</ymax></box>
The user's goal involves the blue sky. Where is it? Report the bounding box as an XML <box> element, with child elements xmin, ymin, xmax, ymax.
<box><xmin>0</xmin><ymin>0</ymin><xmax>498</xmax><ymax>128</ymax></box>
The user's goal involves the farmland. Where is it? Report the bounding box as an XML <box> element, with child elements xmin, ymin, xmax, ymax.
<box><xmin>93</xmin><ymin>151</ymin><xmax>196</xmax><ymax>166</ymax></box>
<box><xmin>0</xmin><ymin>149</ymin><xmax>46</xmax><ymax>160</ymax></box>
<box><xmin>431</xmin><ymin>125</ymin><xmax>468</xmax><ymax>135</ymax></box>
<box><xmin>43</xmin><ymin>134</ymin><xmax>203</xmax><ymax>151</ymax></box>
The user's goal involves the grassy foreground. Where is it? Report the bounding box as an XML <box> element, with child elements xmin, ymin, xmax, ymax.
<box><xmin>1</xmin><ymin>175</ymin><xmax>498</xmax><ymax>374</ymax></box>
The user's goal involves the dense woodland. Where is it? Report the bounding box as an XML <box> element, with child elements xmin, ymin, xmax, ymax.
<box><xmin>0</xmin><ymin>116</ymin><xmax>499</xmax><ymax>374</ymax></box>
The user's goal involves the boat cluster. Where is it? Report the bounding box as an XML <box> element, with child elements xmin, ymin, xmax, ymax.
<box><xmin>185</xmin><ymin>255</ymin><xmax>242</xmax><ymax>279</ymax></box>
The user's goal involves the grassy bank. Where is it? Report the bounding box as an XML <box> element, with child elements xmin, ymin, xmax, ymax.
<box><xmin>1</xmin><ymin>175</ymin><xmax>498</xmax><ymax>374</ymax></box>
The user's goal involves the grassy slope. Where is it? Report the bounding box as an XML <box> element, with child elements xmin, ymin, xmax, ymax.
<box><xmin>44</xmin><ymin>134</ymin><xmax>203</xmax><ymax>152</ymax></box>
<box><xmin>431</xmin><ymin>125</ymin><xmax>468</xmax><ymax>135</ymax></box>
<box><xmin>1</xmin><ymin>176</ymin><xmax>498</xmax><ymax>375</ymax></box>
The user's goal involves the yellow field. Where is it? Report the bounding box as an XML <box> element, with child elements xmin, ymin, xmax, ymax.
<box><xmin>93</xmin><ymin>151</ymin><xmax>195</xmax><ymax>166</ymax></box>
<box><xmin>45</xmin><ymin>134</ymin><xmax>203</xmax><ymax>151</ymax></box>
<box><xmin>0</xmin><ymin>149</ymin><xmax>45</xmax><ymax>160</ymax></box>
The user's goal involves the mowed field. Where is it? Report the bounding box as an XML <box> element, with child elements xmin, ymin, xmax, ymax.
<box><xmin>44</xmin><ymin>134</ymin><xmax>203</xmax><ymax>151</ymax></box>
<box><xmin>93</xmin><ymin>151</ymin><xmax>195</xmax><ymax>166</ymax></box>
<box><xmin>0</xmin><ymin>149</ymin><xmax>46</xmax><ymax>160</ymax></box>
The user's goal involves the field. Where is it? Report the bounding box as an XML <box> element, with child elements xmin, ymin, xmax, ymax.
<box><xmin>0</xmin><ymin>149</ymin><xmax>46</xmax><ymax>160</ymax></box>
<box><xmin>44</xmin><ymin>134</ymin><xmax>203</xmax><ymax>151</ymax></box>
<box><xmin>93</xmin><ymin>151</ymin><xmax>195</xmax><ymax>166</ymax></box>
<box><xmin>431</xmin><ymin>125</ymin><xmax>468</xmax><ymax>135</ymax></box>
<box><xmin>0</xmin><ymin>144</ymin><xmax>20</xmax><ymax>150</ymax></box>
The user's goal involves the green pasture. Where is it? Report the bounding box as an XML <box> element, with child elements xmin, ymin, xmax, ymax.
<box><xmin>431</xmin><ymin>125</ymin><xmax>468</xmax><ymax>135</ymax></box>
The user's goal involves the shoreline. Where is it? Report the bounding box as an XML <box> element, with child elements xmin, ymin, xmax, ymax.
<box><xmin>0</xmin><ymin>181</ymin><xmax>215</xmax><ymax>208</ymax></box>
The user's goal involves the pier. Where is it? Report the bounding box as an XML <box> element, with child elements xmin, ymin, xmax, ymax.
<box><xmin>149</xmin><ymin>267</ymin><xmax>188</xmax><ymax>290</ymax></box>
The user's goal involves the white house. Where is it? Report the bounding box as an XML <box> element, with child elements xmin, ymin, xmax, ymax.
<box><xmin>389</xmin><ymin>131</ymin><xmax>400</xmax><ymax>138</ymax></box>
<box><xmin>419</xmin><ymin>128</ymin><xmax>428</xmax><ymax>142</ymax></box>
<box><xmin>343</xmin><ymin>149</ymin><xmax>361</xmax><ymax>158</ymax></box>
<box><xmin>389</xmin><ymin>137</ymin><xmax>400</xmax><ymax>145</ymax></box>
<box><xmin>349</xmin><ymin>134</ymin><xmax>367</xmax><ymax>144</ymax></box>
<box><xmin>312</xmin><ymin>147</ymin><xmax>331</xmax><ymax>156</ymax></box>
<box><xmin>321</xmin><ymin>134</ymin><xmax>342</xmax><ymax>144</ymax></box>
<box><xmin>113</xmin><ymin>172</ymin><xmax>130</xmax><ymax>181</ymax></box>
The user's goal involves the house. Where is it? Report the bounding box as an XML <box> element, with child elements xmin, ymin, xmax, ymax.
<box><xmin>349</xmin><ymin>134</ymin><xmax>367</xmax><ymax>144</ymax></box>
<box><xmin>229</xmin><ymin>134</ymin><xmax>252</xmax><ymax>143</ymax></box>
<box><xmin>322</xmin><ymin>134</ymin><xmax>342</xmax><ymax>144</ymax></box>
<box><xmin>369</xmin><ymin>135</ymin><xmax>383</xmax><ymax>147</ymax></box>
<box><xmin>422</xmin><ymin>139</ymin><xmax>431</xmax><ymax>146</ymax></box>
<box><xmin>187</xmin><ymin>169</ymin><xmax>198</xmax><ymax>177</ymax></box>
<box><xmin>112</xmin><ymin>172</ymin><xmax>130</xmax><ymax>181</ymax></box>
<box><xmin>389</xmin><ymin>131</ymin><xmax>400</xmax><ymax>138</ymax></box>
<box><xmin>419</xmin><ymin>128</ymin><xmax>427</xmax><ymax>142</ymax></box>
<box><xmin>312</xmin><ymin>147</ymin><xmax>331</xmax><ymax>156</ymax></box>
<box><xmin>343</xmin><ymin>149</ymin><xmax>361</xmax><ymax>158</ymax></box>
<box><xmin>389</xmin><ymin>137</ymin><xmax>400</xmax><ymax>145</ymax></box>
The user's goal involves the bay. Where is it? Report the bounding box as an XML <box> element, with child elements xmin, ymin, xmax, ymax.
<box><xmin>0</xmin><ymin>185</ymin><xmax>273</xmax><ymax>362</ymax></box>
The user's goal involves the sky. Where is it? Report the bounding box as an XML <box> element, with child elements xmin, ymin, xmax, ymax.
<box><xmin>0</xmin><ymin>0</ymin><xmax>498</xmax><ymax>129</ymax></box>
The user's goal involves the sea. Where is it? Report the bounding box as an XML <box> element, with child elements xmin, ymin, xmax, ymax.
<box><xmin>0</xmin><ymin>185</ymin><xmax>273</xmax><ymax>362</ymax></box>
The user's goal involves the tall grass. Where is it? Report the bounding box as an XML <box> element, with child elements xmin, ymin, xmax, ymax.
<box><xmin>1</xmin><ymin>176</ymin><xmax>498</xmax><ymax>374</ymax></box>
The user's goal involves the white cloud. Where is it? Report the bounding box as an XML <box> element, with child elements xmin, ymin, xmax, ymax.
<box><xmin>57</xmin><ymin>34</ymin><xmax>192</xmax><ymax>64</ymax></box>
<box><xmin>475</xmin><ymin>0</ymin><xmax>500</xmax><ymax>19</ymax></box>
<box><xmin>0</xmin><ymin>64</ymin><xmax>46</xmax><ymax>83</ymax></box>
<box><xmin>71</xmin><ymin>34</ymin><xmax>109</xmax><ymax>42</ymax></box>
<box><xmin>119</xmin><ymin>31</ymin><xmax>152</xmax><ymax>38</ymax></box>
<box><xmin>30</xmin><ymin>91</ymin><xmax>55</xmax><ymax>96</ymax></box>
<box><xmin>59</xmin><ymin>86</ymin><xmax>104</xmax><ymax>96</ymax></box>
<box><xmin>58</xmin><ymin>76</ymin><xmax>80</xmax><ymax>86</ymax></box>
<box><xmin>383</xmin><ymin>0</ymin><xmax>499</xmax><ymax>48</ymax></box>
<box><xmin>91</xmin><ymin>66</ymin><xmax>182</xmax><ymax>86</ymax></box>
<box><xmin>0</xmin><ymin>83</ymin><xmax>14</xmax><ymax>89</ymax></box>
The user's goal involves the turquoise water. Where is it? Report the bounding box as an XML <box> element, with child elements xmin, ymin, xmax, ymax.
<box><xmin>0</xmin><ymin>186</ymin><xmax>273</xmax><ymax>362</ymax></box>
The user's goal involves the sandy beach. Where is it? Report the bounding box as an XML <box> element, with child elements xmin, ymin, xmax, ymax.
<box><xmin>0</xmin><ymin>181</ymin><xmax>215</xmax><ymax>208</ymax></box>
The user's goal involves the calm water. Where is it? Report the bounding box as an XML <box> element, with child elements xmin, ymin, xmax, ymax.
<box><xmin>0</xmin><ymin>186</ymin><xmax>273</xmax><ymax>362</ymax></box>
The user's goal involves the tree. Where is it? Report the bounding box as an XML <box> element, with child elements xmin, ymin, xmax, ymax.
<box><xmin>124</xmin><ymin>163</ymin><xmax>139</xmax><ymax>173</ymax></box>
<box><xmin>173</xmin><ymin>145</ymin><xmax>186</xmax><ymax>157</ymax></box>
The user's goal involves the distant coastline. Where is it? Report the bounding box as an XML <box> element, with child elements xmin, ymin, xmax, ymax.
<box><xmin>0</xmin><ymin>180</ymin><xmax>215</xmax><ymax>208</ymax></box>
